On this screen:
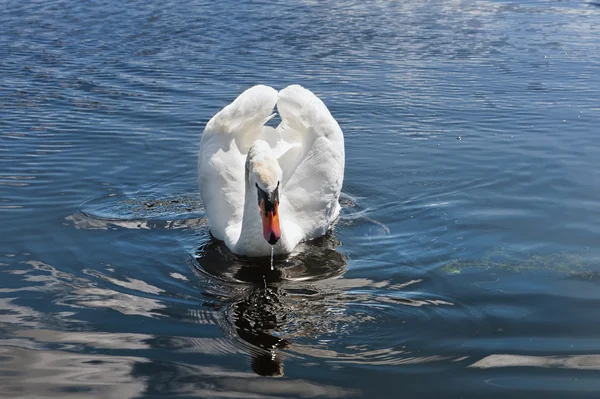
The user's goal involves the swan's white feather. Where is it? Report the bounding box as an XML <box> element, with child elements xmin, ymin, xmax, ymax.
<box><xmin>198</xmin><ymin>85</ymin><xmax>278</xmax><ymax>242</ymax></box>
<box><xmin>198</xmin><ymin>84</ymin><xmax>345</xmax><ymax>256</ymax></box>
<box><xmin>276</xmin><ymin>85</ymin><xmax>344</xmax><ymax>246</ymax></box>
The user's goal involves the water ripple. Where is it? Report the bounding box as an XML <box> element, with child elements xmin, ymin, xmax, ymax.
<box><xmin>2</xmin><ymin>0</ymin><xmax>600</xmax><ymax>396</ymax></box>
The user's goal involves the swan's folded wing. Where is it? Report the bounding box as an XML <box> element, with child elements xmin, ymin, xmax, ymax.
<box><xmin>280</xmin><ymin>136</ymin><xmax>344</xmax><ymax>243</ymax></box>
<box><xmin>202</xmin><ymin>85</ymin><xmax>278</xmax><ymax>153</ymax></box>
<box><xmin>276</xmin><ymin>85</ymin><xmax>345</xmax><ymax>242</ymax></box>
<box><xmin>276</xmin><ymin>85</ymin><xmax>345</xmax><ymax>187</ymax></box>
<box><xmin>198</xmin><ymin>85</ymin><xmax>278</xmax><ymax>241</ymax></box>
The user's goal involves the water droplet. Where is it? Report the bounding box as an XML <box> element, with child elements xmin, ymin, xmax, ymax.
<box><xmin>270</xmin><ymin>246</ymin><xmax>274</xmax><ymax>271</ymax></box>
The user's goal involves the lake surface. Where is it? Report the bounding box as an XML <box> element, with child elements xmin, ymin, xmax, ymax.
<box><xmin>2</xmin><ymin>0</ymin><xmax>600</xmax><ymax>397</ymax></box>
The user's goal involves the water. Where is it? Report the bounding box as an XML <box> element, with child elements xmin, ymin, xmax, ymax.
<box><xmin>1</xmin><ymin>0</ymin><xmax>600</xmax><ymax>397</ymax></box>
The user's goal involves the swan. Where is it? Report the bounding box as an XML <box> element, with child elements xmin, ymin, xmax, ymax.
<box><xmin>198</xmin><ymin>84</ymin><xmax>345</xmax><ymax>257</ymax></box>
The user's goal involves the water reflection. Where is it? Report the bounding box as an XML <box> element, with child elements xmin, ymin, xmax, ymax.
<box><xmin>195</xmin><ymin>233</ymin><xmax>346</xmax><ymax>284</ymax></box>
<box><xmin>0</xmin><ymin>257</ymin><xmax>358</xmax><ymax>396</ymax></box>
<box><xmin>195</xmin><ymin>233</ymin><xmax>347</xmax><ymax>376</ymax></box>
<box><xmin>471</xmin><ymin>354</ymin><xmax>600</xmax><ymax>370</ymax></box>
<box><xmin>232</xmin><ymin>286</ymin><xmax>290</xmax><ymax>377</ymax></box>
<box><xmin>0</xmin><ymin>347</ymin><xmax>147</xmax><ymax>398</ymax></box>
<box><xmin>194</xmin><ymin>233</ymin><xmax>469</xmax><ymax>375</ymax></box>
<box><xmin>3</xmin><ymin>248</ymin><xmax>468</xmax><ymax>384</ymax></box>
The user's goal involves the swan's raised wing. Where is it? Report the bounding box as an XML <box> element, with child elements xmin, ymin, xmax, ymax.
<box><xmin>198</xmin><ymin>85</ymin><xmax>278</xmax><ymax>241</ymax></box>
<box><xmin>276</xmin><ymin>85</ymin><xmax>345</xmax><ymax>243</ymax></box>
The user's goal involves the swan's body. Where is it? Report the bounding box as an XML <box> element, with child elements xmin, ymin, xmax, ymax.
<box><xmin>198</xmin><ymin>85</ymin><xmax>344</xmax><ymax>256</ymax></box>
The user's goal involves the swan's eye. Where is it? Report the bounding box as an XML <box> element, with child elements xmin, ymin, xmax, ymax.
<box><xmin>272</xmin><ymin>183</ymin><xmax>280</xmax><ymax>204</ymax></box>
<box><xmin>256</xmin><ymin>183</ymin><xmax>268</xmax><ymax>206</ymax></box>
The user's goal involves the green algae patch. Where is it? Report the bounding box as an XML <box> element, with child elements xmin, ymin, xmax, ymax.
<box><xmin>443</xmin><ymin>248</ymin><xmax>599</xmax><ymax>279</ymax></box>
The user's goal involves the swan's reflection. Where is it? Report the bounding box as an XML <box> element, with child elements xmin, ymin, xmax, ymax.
<box><xmin>232</xmin><ymin>286</ymin><xmax>290</xmax><ymax>376</ymax></box>
<box><xmin>195</xmin><ymin>233</ymin><xmax>347</xmax><ymax>376</ymax></box>
<box><xmin>196</xmin><ymin>233</ymin><xmax>346</xmax><ymax>284</ymax></box>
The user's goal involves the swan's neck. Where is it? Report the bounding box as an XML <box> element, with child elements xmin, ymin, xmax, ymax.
<box><xmin>232</xmin><ymin>182</ymin><xmax>272</xmax><ymax>256</ymax></box>
<box><xmin>240</xmin><ymin>182</ymin><xmax>262</xmax><ymax>239</ymax></box>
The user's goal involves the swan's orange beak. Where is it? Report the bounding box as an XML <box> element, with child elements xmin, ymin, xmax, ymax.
<box><xmin>260</xmin><ymin>199</ymin><xmax>280</xmax><ymax>245</ymax></box>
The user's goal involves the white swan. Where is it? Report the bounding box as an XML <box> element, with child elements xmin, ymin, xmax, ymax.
<box><xmin>198</xmin><ymin>84</ymin><xmax>345</xmax><ymax>257</ymax></box>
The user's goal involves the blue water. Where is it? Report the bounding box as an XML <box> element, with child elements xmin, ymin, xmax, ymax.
<box><xmin>2</xmin><ymin>0</ymin><xmax>600</xmax><ymax>397</ymax></box>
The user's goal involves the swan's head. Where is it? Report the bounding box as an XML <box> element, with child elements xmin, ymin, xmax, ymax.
<box><xmin>246</xmin><ymin>141</ymin><xmax>283</xmax><ymax>246</ymax></box>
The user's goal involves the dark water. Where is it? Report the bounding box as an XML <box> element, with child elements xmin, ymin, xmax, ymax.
<box><xmin>2</xmin><ymin>0</ymin><xmax>600</xmax><ymax>397</ymax></box>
